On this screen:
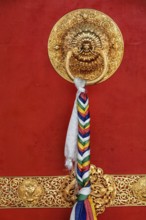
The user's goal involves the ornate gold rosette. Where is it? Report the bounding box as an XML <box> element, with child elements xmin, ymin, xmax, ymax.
<box><xmin>48</xmin><ymin>9</ymin><xmax>124</xmax><ymax>85</ymax></box>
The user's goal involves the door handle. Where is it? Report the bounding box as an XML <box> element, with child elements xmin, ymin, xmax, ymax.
<box><xmin>65</xmin><ymin>49</ymin><xmax>108</xmax><ymax>85</ymax></box>
<box><xmin>48</xmin><ymin>8</ymin><xmax>124</xmax><ymax>85</ymax></box>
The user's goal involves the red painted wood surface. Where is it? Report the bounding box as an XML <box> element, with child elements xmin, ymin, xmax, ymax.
<box><xmin>0</xmin><ymin>0</ymin><xmax>146</xmax><ymax>219</ymax></box>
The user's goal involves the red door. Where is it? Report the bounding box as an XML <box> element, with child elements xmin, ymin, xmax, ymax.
<box><xmin>0</xmin><ymin>0</ymin><xmax>146</xmax><ymax>219</ymax></box>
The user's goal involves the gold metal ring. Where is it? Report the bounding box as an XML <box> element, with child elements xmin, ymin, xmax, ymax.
<box><xmin>65</xmin><ymin>49</ymin><xmax>108</xmax><ymax>85</ymax></box>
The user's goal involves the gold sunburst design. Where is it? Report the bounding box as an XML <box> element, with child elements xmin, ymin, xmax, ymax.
<box><xmin>48</xmin><ymin>9</ymin><xmax>124</xmax><ymax>85</ymax></box>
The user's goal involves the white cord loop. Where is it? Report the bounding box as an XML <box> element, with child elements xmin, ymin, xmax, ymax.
<box><xmin>64</xmin><ymin>78</ymin><xmax>86</xmax><ymax>170</ymax></box>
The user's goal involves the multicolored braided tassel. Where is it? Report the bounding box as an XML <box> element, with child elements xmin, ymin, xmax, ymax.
<box><xmin>65</xmin><ymin>79</ymin><xmax>97</xmax><ymax>220</ymax></box>
<box><xmin>76</xmin><ymin>92</ymin><xmax>91</xmax><ymax>201</ymax></box>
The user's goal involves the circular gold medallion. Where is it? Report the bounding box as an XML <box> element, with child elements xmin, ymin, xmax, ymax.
<box><xmin>48</xmin><ymin>9</ymin><xmax>124</xmax><ymax>85</ymax></box>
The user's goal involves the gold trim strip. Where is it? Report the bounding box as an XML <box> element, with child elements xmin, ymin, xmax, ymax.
<box><xmin>0</xmin><ymin>165</ymin><xmax>146</xmax><ymax>216</ymax></box>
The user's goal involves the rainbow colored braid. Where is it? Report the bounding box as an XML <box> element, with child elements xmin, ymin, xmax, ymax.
<box><xmin>71</xmin><ymin>91</ymin><xmax>97</xmax><ymax>220</ymax></box>
<box><xmin>77</xmin><ymin>92</ymin><xmax>91</xmax><ymax>200</ymax></box>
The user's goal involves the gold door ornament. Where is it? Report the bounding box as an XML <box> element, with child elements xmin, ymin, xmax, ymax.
<box><xmin>0</xmin><ymin>165</ymin><xmax>146</xmax><ymax>216</ymax></box>
<box><xmin>48</xmin><ymin>9</ymin><xmax>124</xmax><ymax>85</ymax></box>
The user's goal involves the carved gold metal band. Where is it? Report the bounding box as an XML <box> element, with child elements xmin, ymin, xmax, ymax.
<box><xmin>0</xmin><ymin>165</ymin><xmax>146</xmax><ymax>215</ymax></box>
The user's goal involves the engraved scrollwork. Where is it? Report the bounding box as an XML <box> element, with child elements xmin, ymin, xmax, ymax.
<box><xmin>2</xmin><ymin>176</ymin><xmax>71</xmax><ymax>208</ymax></box>
<box><xmin>0</xmin><ymin>168</ymin><xmax>146</xmax><ymax>215</ymax></box>
<box><xmin>90</xmin><ymin>165</ymin><xmax>116</xmax><ymax>214</ymax></box>
<box><xmin>62</xmin><ymin>165</ymin><xmax>116</xmax><ymax>215</ymax></box>
<box><xmin>61</xmin><ymin>171</ymin><xmax>77</xmax><ymax>206</ymax></box>
<box><xmin>112</xmin><ymin>175</ymin><xmax>146</xmax><ymax>206</ymax></box>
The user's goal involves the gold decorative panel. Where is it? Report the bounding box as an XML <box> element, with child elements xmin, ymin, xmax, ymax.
<box><xmin>0</xmin><ymin>165</ymin><xmax>146</xmax><ymax>216</ymax></box>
